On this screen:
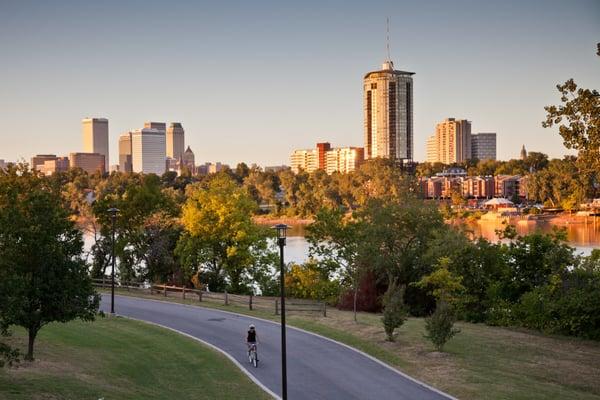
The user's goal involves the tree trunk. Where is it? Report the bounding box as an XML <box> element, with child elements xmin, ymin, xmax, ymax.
<box><xmin>353</xmin><ymin>283</ymin><xmax>358</xmax><ymax>322</ymax></box>
<box><xmin>26</xmin><ymin>327</ymin><xmax>38</xmax><ymax>361</ymax></box>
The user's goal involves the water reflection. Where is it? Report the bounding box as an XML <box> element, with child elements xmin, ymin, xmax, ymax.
<box><xmin>469</xmin><ymin>218</ymin><xmax>600</xmax><ymax>255</ymax></box>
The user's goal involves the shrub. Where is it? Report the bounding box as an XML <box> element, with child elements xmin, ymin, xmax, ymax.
<box><xmin>424</xmin><ymin>301</ymin><xmax>460</xmax><ymax>351</ymax></box>
<box><xmin>382</xmin><ymin>283</ymin><xmax>408</xmax><ymax>341</ymax></box>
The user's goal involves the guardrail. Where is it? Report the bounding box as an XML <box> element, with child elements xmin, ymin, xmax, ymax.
<box><xmin>92</xmin><ymin>278</ymin><xmax>326</xmax><ymax>317</ymax></box>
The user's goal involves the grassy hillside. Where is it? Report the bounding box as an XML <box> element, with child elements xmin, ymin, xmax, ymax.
<box><xmin>101</xmin><ymin>288</ymin><xmax>600</xmax><ymax>400</ymax></box>
<box><xmin>0</xmin><ymin>316</ymin><xmax>271</xmax><ymax>400</ymax></box>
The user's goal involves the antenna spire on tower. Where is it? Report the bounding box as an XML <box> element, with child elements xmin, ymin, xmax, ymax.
<box><xmin>386</xmin><ymin>17</ymin><xmax>391</xmax><ymax>61</ymax></box>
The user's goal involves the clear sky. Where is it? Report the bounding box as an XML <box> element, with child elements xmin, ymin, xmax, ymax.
<box><xmin>0</xmin><ymin>0</ymin><xmax>598</xmax><ymax>167</ymax></box>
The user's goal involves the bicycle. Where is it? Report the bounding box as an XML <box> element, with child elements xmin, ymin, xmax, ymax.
<box><xmin>248</xmin><ymin>343</ymin><xmax>258</xmax><ymax>368</ymax></box>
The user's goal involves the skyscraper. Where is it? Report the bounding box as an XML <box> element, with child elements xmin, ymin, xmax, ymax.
<box><xmin>166</xmin><ymin>123</ymin><xmax>185</xmax><ymax>160</ymax></box>
<box><xmin>426</xmin><ymin>118</ymin><xmax>472</xmax><ymax>164</ymax></box>
<box><xmin>131</xmin><ymin>128</ymin><xmax>166</xmax><ymax>175</ymax></box>
<box><xmin>118</xmin><ymin>131</ymin><xmax>133</xmax><ymax>173</ymax></box>
<box><xmin>82</xmin><ymin>118</ymin><xmax>109</xmax><ymax>169</ymax></box>
<box><xmin>364</xmin><ymin>60</ymin><xmax>414</xmax><ymax>161</ymax></box>
<box><xmin>144</xmin><ymin>121</ymin><xmax>166</xmax><ymax>131</ymax></box>
<box><xmin>471</xmin><ymin>133</ymin><xmax>497</xmax><ymax>160</ymax></box>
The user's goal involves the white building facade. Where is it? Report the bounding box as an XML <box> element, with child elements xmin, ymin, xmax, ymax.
<box><xmin>131</xmin><ymin>128</ymin><xmax>166</xmax><ymax>175</ymax></box>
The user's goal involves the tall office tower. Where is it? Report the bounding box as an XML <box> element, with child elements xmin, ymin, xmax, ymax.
<box><xmin>82</xmin><ymin>118</ymin><xmax>109</xmax><ymax>169</ymax></box>
<box><xmin>325</xmin><ymin>147</ymin><xmax>364</xmax><ymax>174</ymax></box>
<box><xmin>118</xmin><ymin>131</ymin><xmax>133</xmax><ymax>173</ymax></box>
<box><xmin>364</xmin><ymin>60</ymin><xmax>414</xmax><ymax>161</ymax></box>
<box><xmin>166</xmin><ymin>123</ymin><xmax>185</xmax><ymax>159</ymax></box>
<box><xmin>471</xmin><ymin>133</ymin><xmax>497</xmax><ymax>160</ymax></box>
<box><xmin>69</xmin><ymin>153</ymin><xmax>105</xmax><ymax>175</ymax></box>
<box><xmin>131</xmin><ymin>128</ymin><xmax>166</xmax><ymax>175</ymax></box>
<box><xmin>428</xmin><ymin>118</ymin><xmax>472</xmax><ymax>164</ymax></box>
<box><xmin>182</xmin><ymin>146</ymin><xmax>195</xmax><ymax>169</ymax></box>
<box><xmin>316</xmin><ymin>142</ymin><xmax>331</xmax><ymax>169</ymax></box>
<box><xmin>144</xmin><ymin>121</ymin><xmax>166</xmax><ymax>131</ymax></box>
<box><xmin>290</xmin><ymin>149</ymin><xmax>318</xmax><ymax>173</ymax></box>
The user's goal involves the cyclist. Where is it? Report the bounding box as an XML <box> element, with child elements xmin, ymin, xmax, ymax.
<box><xmin>246</xmin><ymin>324</ymin><xmax>259</xmax><ymax>361</ymax></box>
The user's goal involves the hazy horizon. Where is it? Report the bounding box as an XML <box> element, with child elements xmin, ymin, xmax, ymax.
<box><xmin>1</xmin><ymin>0</ymin><xmax>599</xmax><ymax>167</ymax></box>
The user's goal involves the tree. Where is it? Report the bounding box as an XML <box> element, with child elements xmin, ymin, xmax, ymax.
<box><xmin>414</xmin><ymin>257</ymin><xmax>465</xmax><ymax>306</ymax></box>
<box><xmin>543</xmin><ymin>79</ymin><xmax>600</xmax><ymax>197</ymax></box>
<box><xmin>424</xmin><ymin>300</ymin><xmax>460</xmax><ymax>351</ymax></box>
<box><xmin>382</xmin><ymin>281</ymin><xmax>408</xmax><ymax>341</ymax></box>
<box><xmin>285</xmin><ymin>261</ymin><xmax>340</xmax><ymax>303</ymax></box>
<box><xmin>306</xmin><ymin>207</ymin><xmax>364</xmax><ymax>320</ymax></box>
<box><xmin>176</xmin><ymin>174</ymin><xmax>276</xmax><ymax>293</ymax></box>
<box><xmin>356</xmin><ymin>197</ymin><xmax>445</xmax><ymax>308</ymax></box>
<box><xmin>0</xmin><ymin>165</ymin><xmax>99</xmax><ymax>360</ymax></box>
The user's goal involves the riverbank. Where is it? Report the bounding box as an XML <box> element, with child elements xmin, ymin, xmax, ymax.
<box><xmin>252</xmin><ymin>215</ymin><xmax>314</xmax><ymax>226</ymax></box>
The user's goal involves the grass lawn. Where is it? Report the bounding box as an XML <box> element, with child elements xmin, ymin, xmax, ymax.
<box><xmin>0</xmin><ymin>316</ymin><xmax>271</xmax><ymax>400</ymax></box>
<box><xmin>101</xmin><ymin>288</ymin><xmax>600</xmax><ymax>400</ymax></box>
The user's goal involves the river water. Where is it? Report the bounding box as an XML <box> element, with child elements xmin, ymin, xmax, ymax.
<box><xmin>282</xmin><ymin>218</ymin><xmax>600</xmax><ymax>264</ymax></box>
<box><xmin>83</xmin><ymin>218</ymin><xmax>600</xmax><ymax>267</ymax></box>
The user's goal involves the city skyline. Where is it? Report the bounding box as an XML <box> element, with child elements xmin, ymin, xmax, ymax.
<box><xmin>0</xmin><ymin>1</ymin><xmax>598</xmax><ymax>167</ymax></box>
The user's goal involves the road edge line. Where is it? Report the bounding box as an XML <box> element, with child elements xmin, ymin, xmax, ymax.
<box><xmin>109</xmin><ymin>293</ymin><xmax>457</xmax><ymax>399</ymax></box>
<box><xmin>115</xmin><ymin>314</ymin><xmax>281</xmax><ymax>400</ymax></box>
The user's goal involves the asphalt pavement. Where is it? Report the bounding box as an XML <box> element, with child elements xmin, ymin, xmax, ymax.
<box><xmin>100</xmin><ymin>294</ymin><xmax>454</xmax><ymax>400</ymax></box>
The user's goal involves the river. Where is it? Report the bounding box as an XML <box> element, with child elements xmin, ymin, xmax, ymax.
<box><xmin>282</xmin><ymin>218</ymin><xmax>600</xmax><ymax>264</ymax></box>
<box><xmin>83</xmin><ymin>218</ymin><xmax>600</xmax><ymax>267</ymax></box>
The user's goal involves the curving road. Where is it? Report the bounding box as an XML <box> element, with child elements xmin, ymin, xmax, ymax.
<box><xmin>100</xmin><ymin>295</ymin><xmax>454</xmax><ymax>400</ymax></box>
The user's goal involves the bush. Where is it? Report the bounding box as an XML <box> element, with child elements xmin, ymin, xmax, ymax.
<box><xmin>382</xmin><ymin>283</ymin><xmax>408</xmax><ymax>341</ymax></box>
<box><xmin>424</xmin><ymin>301</ymin><xmax>460</xmax><ymax>351</ymax></box>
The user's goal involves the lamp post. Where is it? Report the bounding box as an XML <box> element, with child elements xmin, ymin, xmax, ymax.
<box><xmin>107</xmin><ymin>207</ymin><xmax>119</xmax><ymax>314</ymax></box>
<box><xmin>272</xmin><ymin>224</ymin><xmax>288</xmax><ymax>400</ymax></box>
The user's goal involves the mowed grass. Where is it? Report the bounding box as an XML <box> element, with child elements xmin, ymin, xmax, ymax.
<box><xmin>0</xmin><ymin>316</ymin><xmax>271</xmax><ymax>400</ymax></box>
<box><xmin>102</xmin><ymin>289</ymin><xmax>600</xmax><ymax>400</ymax></box>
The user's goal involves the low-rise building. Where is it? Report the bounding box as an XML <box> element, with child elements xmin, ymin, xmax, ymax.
<box><xmin>290</xmin><ymin>142</ymin><xmax>365</xmax><ymax>174</ymax></box>
<box><xmin>325</xmin><ymin>147</ymin><xmax>364</xmax><ymax>174</ymax></box>
<box><xmin>31</xmin><ymin>154</ymin><xmax>59</xmax><ymax>171</ymax></box>
<box><xmin>69</xmin><ymin>152</ymin><xmax>105</xmax><ymax>175</ymax></box>
<box><xmin>40</xmin><ymin>157</ymin><xmax>69</xmax><ymax>176</ymax></box>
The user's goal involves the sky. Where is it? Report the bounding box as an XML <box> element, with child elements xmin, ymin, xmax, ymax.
<box><xmin>0</xmin><ymin>0</ymin><xmax>599</xmax><ymax>167</ymax></box>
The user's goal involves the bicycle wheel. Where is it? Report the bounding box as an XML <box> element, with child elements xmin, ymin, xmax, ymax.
<box><xmin>252</xmin><ymin>352</ymin><xmax>258</xmax><ymax>368</ymax></box>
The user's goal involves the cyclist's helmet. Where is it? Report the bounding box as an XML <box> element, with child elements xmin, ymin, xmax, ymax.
<box><xmin>249</xmin><ymin>324</ymin><xmax>255</xmax><ymax>330</ymax></box>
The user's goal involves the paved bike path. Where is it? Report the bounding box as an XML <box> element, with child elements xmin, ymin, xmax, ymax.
<box><xmin>100</xmin><ymin>295</ymin><xmax>454</xmax><ymax>400</ymax></box>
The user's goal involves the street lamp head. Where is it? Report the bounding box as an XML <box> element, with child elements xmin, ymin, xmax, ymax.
<box><xmin>107</xmin><ymin>207</ymin><xmax>120</xmax><ymax>216</ymax></box>
<box><xmin>272</xmin><ymin>224</ymin><xmax>289</xmax><ymax>240</ymax></box>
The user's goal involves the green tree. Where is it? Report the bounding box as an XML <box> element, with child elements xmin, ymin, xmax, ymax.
<box><xmin>306</xmin><ymin>207</ymin><xmax>364</xmax><ymax>320</ymax></box>
<box><xmin>543</xmin><ymin>79</ymin><xmax>600</xmax><ymax>198</ymax></box>
<box><xmin>414</xmin><ymin>257</ymin><xmax>465</xmax><ymax>306</ymax></box>
<box><xmin>424</xmin><ymin>300</ymin><xmax>460</xmax><ymax>351</ymax></box>
<box><xmin>0</xmin><ymin>165</ymin><xmax>99</xmax><ymax>360</ymax></box>
<box><xmin>356</xmin><ymin>197</ymin><xmax>444</xmax><ymax>308</ymax></box>
<box><xmin>381</xmin><ymin>281</ymin><xmax>408</xmax><ymax>341</ymax></box>
<box><xmin>176</xmin><ymin>174</ymin><xmax>275</xmax><ymax>293</ymax></box>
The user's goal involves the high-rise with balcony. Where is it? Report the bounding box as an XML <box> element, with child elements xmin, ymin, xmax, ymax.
<box><xmin>325</xmin><ymin>147</ymin><xmax>364</xmax><ymax>174</ymax></box>
<box><xmin>131</xmin><ymin>128</ymin><xmax>166</xmax><ymax>175</ymax></box>
<box><xmin>290</xmin><ymin>149</ymin><xmax>318</xmax><ymax>173</ymax></box>
<box><xmin>82</xmin><ymin>118</ymin><xmax>109</xmax><ymax>169</ymax></box>
<box><xmin>471</xmin><ymin>133</ymin><xmax>497</xmax><ymax>160</ymax></box>
<box><xmin>166</xmin><ymin>123</ymin><xmax>185</xmax><ymax>160</ymax></box>
<box><xmin>119</xmin><ymin>131</ymin><xmax>133</xmax><ymax>172</ymax></box>
<box><xmin>426</xmin><ymin>118</ymin><xmax>472</xmax><ymax>164</ymax></box>
<box><xmin>364</xmin><ymin>60</ymin><xmax>414</xmax><ymax>161</ymax></box>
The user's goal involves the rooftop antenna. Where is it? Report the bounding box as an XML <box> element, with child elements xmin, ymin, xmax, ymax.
<box><xmin>386</xmin><ymin>17</ymin><xmax>391</xmax><ymax>62</ymax></box>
